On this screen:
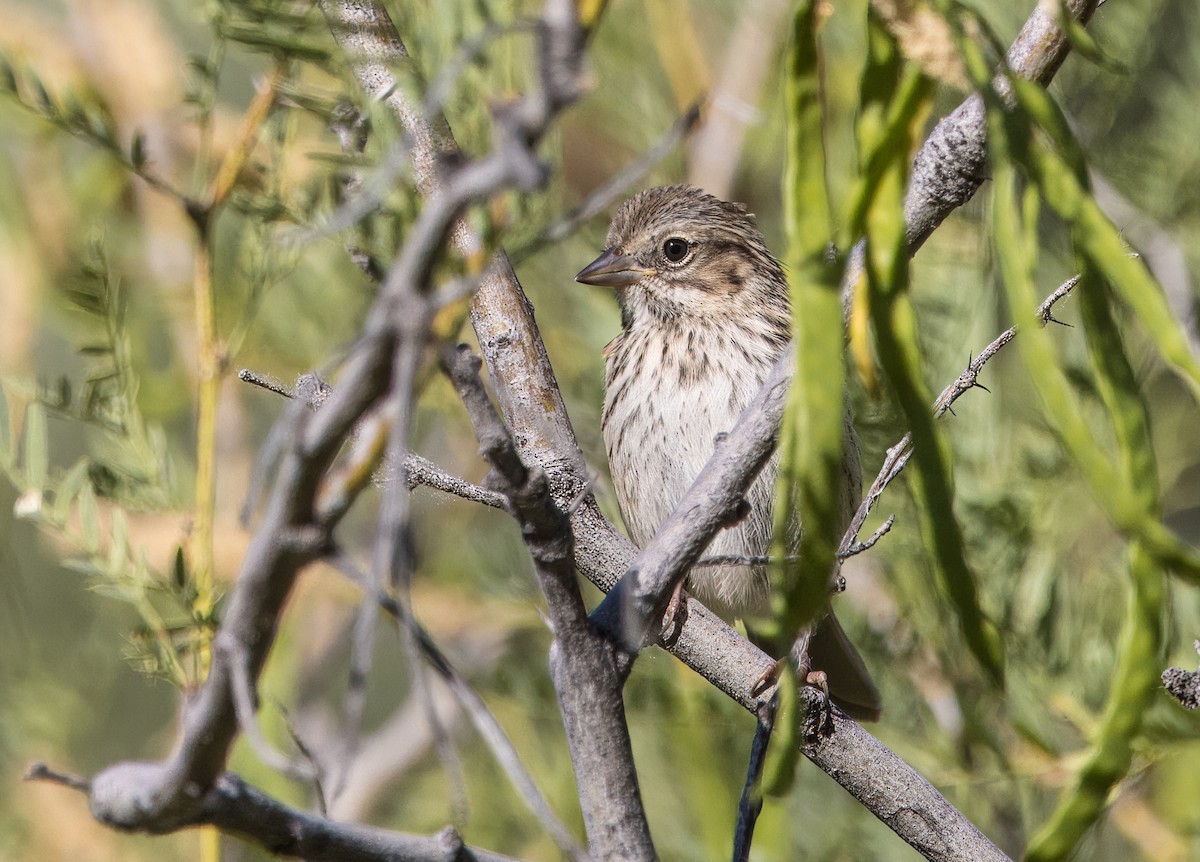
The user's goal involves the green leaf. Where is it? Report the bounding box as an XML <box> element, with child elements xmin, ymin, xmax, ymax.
<box><xmin>1024</xmin><ymin>544</ymin><xmax>1164</xmax><ymax>862</ymax></box>
<box><xmin>0</xmin><ymin>385</ymin><xmax>11</xmax><ymax>466</ymax></box>
<box><xmin>219</xmin><ymin>24</ymin><xmax>330</xmax><ymax>62</ymax></box>
<box><xmin>1006</xmin><ymin>82</ymin><xmax>1200</xmax><ymax>403</ymax></box>
<box><xmin>85</xmin><ymin>103</ymin><xmax>117</xmax><ymax>146</ymax></box>
<box><xmin>65</xmin><ymin>288</ymin><xmax>107</xmax><ymax>315</ymax></box>
<box><xmin>1075</xmin><ymin>264</ymin><xmax>1157</xmax><ymax>510</ymax></box>
<box><xmin>1058</xmin><ymin>6</ymin><xmax>1130</xmax><ymax>74</ymax></box>
<box><xmin>980</xmin><ymin>47</ymin><xmax>1177</xmax><ymax>859</ymax></box>
<box><xmin>29</xmin><ymin>73</ymin><xmax>54</xmax><ymax>116</ymax></box>
<box><xmin>855</xmin><ymin>11</ymin><xmax>1004</xmax><ymax>684</ymax></box>
<box><xmin>130</xmin><ymin>131</ymin><xmax>146</xmax><ymax>170</ymax></box>
<box><xmin>0</xmin><ymin>53</ymin><xmax>16</xmax><ymax>93</ymax></box>
<box><xmin>62</xmin><ymin>93</ymin><xmax>88</xmax><ymax>131</ymax></box>
<box><xmin>54</xmin><ymin>458</ymin><xmax>91</xmax><ymax>524</ymax></box>
<box><xmin>77</xmin><ymin>482</ymin><xmax>100</xmax><ymax>554</ymax></box>
<box><xmin>23</xmin><ymin>402</ymin><xmax>48</xmax><ymax>487</ymax></box>
<box><xmin>761</xmin><ymin>667</ymin><xmax>799</xmax><ymax>797</ymax></box>
<box><xmin>65</xmin><ymin>558</ymin><xmax>106</xmax><ymax>578</ymax></box>
<box><xmin>770</xmin><ymin>0</ymin><xmax>844</xmax><ymax>640</ymax></box>
<box><xmin>782</xmin><ymin>0</ymin><xmax>832</xmax><ymax>260</ymax></box>
<box><xmin>108</xmin><ymin>508</ymin><xmax>129</xmax><ymax>575</ymax></box>
<box><xmin>173</xmin><ymin>546</ymin><xmax>188</xmax><ymax>590</ymax></box>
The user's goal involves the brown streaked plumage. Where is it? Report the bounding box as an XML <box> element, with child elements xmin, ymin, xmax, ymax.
<box><xmin>576</xmin><ymin>184</ymin><xmax>880</xmax><ymax>720</ymax></box>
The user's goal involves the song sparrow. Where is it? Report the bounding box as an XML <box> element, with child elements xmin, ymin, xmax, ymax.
<box><xmin>576</xmin><ymin>185</ymin><xmax>880</xmax><ymax>720</ymax></box>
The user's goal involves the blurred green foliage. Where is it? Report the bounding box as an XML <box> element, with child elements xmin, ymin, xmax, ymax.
<box><xmin>1</xmin><ymin>1</ymin><xmax>1200</xmax><ymax>861</ymax></box>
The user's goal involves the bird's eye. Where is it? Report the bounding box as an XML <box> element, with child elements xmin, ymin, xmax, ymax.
<box><xmin>662</xmin><ymin>237</ymin><xmax>690</xmax><ymax>263</ymax></box>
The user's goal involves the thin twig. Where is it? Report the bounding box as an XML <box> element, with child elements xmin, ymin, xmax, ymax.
<box><xmin>731</xmin><ymin>697</ymin><xmax>777</xmax><ymax>862</ymax></box>
<box><xmin>238</xmin><ymin>367</ymin><xmax>507</xmax><ymax>509</ymax></box>
<box><xmin>277</xmin><ymin>705</ymin><xmax>330</xmax><ymax>817</ymax></box>
<box><xmin>403</xmin><ymin>453</ymin><xmax>508</xmax><ymax>507</ymax></box>
<box><xmin>228</xmin><ymin>647</ymin><xmax>316</xmax><ymax>782</ymax></box>
<box><xmin>837</xmin><ymin>273</ymin><xmax>1080</xmax><ymax>558</ymax></box>
<box><xmin>25</xmin><ymin>762</ymin><xmax>91</xmax><ymax>792</ymax></box>
<box><xmin>514</xmin><ymin>100</ymin><xmax>704</xmax><ymax>259</ymax></box>
<box><xmin>339</xmin><ymin>591</ymin><xmax>381</xmax><ymax>793</ymax></box>
<box><xmin>840</xmin><ymin>514</ymin><xmax>896</xmax><ymax>559</ymax></box>
<box><xmin>330</xmin><ymin>552</ymin><xmax>588</xmax><ymax>862</ymax></box>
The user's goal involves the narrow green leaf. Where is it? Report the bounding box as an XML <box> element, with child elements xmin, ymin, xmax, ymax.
<box><xmin>88</xmin><ymin>580</ymin><xmax>132</xmax><ymax>599</ymax></box>
<box><xmin>65</xmin><ymin>558</ymin><xmax>106</xmax><ymax>578</ymax></box>
<box><xmin>1058</xmin><ymin>7</ymin><xmax>1129</xmax><ymax>74</ymax></box>
<box><xmin>173</xmin><ymin>546</ymin><xmax>188</xmax><ymax>590</ymax></box>
<box><xmin>108</xmin><ymin>508</ymin><xmax>129</xmax><ymax>574</ymax></box>
<box><xmin>65</xmin><ymin>288</ymin><xmax>107</xmax><ymax>315</ymax></box>
<box><xmin>30</xmin><ymin>73</ymin><xmax>54</xmax><ymax>116</ymax></box>
<box><xmin>1075</xmin><ymin>196</ymin><xmax>1200</xmax><ymax>400</ymax></box>
<box><xmin>77</xmin><ymin>482</ymin><xmax>100</xmax><ymax>554</ymax></box>
<box><xmin>0</xmin><ymin>385</ymin><xmax>11</xmax><ymax>466</ymax></box>
<box><xmin>782</xmin><ymin>0</ymin><xmax>832</xmax><ymax>255</ymax></box>
<box><xmin>1075</xmin><ymin>264</ymin><xmax>1157</xmax><ymax>509</ymax></box>
<box><xmin>1024</xmin><ymin>544</ymin><xmax>1164</xmax><ymax>862</ymax></box>
<box><xmin>855</xmin><ymin>12</ymin><xmax>1004</xmax><ymax>684</ymax></box>
<box><xmin>23</xmin><ymin>402</ymin><xmax>48</xmax><ymax>487</ymax></box>
<box><xmin>984</xmin><ymin>71</ymin><xmax>1176</xmax><ymax>861</ymax></box>
<box><xmin>84</xmin><ymin>367</ymin><xmax>120</xmax><ymax>385</ymax></box>
<box><xmin>770</xmin><ymin>0</ymin><xmax>844</xmax><ymax>640</ymax></box>
<box><xmin>136</xmin><ymin>547</ymin><xmax>151</xmax><ymax>584</ymax></box>
<box><xmin>130</xmin><ymin>132</ymin><xmax>146</xmax><ymax>170</ymax></box>
<box><xmin>991</xmin><ymin>152</ymin><xmax>1200</xmax><ymax>579</ymax></box>
<box><xmin>86</xmin><ymin>104</ymin><xmax>117</xmax><ymax>146</ymax></box>
<box><xmin>761</xmin><ymin>666</ymin><xmax>799</xmax><ymax>797</ymax></box>
<box><xmin>62</xmin><ymin>93</ymin><xmax>88</xmax><ymax>131</ymax></box>
<box><xmin>219</xmin><ymin>26</ymin><xmax>330</xmax><ymax>62</ymax></box>
<box><xmin>1005</xmin><ymin>82</ymin><xmax>1200</xmax><ymax>403</ymax></box>
<box><xmin>54</xmin><ymin>458</ymin><xmax>91</xmax><ymax>524</ymax></box>
<box><xmin>0</xmin><ymin>53</ymin><xmax>16</xmax><ymax>93</ymax></box>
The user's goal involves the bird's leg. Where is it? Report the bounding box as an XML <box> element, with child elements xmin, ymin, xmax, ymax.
<box><xmin>792</xmin><ymin>631</ymin><xmax>836</xmax><ymax>736</ymax></box>
<box><xmin>749</xmin><ymin>629</ymin><xmax>834</xmax><ymax>733</ymax></box>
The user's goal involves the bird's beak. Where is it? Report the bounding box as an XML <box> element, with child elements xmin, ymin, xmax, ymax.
<box><xmin>575</xmin><ymin>249</ymin><xmax>654</xmax><ymax>288</ymax></box>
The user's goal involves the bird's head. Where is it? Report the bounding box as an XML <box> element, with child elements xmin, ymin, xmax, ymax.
<box><xmin>575</xmin><ymin>185</ymin><xmax>788</xmax><ymax>327</ymax></box>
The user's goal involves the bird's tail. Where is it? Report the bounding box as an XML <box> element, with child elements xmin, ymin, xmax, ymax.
<box><xmin>807</xmin><ymin>611</ymin><xmax>882</xmax><ymax>722</ymax></box>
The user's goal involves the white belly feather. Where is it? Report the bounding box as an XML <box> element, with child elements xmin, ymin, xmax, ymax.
<box><xmin>602</xmin><ymin>323</ymin><xmax>778</xmax><ymax>616</ymax></box>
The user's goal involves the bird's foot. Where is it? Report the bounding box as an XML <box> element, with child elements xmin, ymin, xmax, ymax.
<box><xmin>751</xmin><ymin>656</ymin><xmax>785</xmax><ymax>698</ymax></box>
<box><xmin>750</xmin><ymin>659</ymin><xmax>835</xmax><ymax>737</ymax></box>
<box><xmin>657</xmin><ymin>581</ymin><xmax>688</xmax><ymax>647</ymax></box>
<box><xmin>803</xmin><ymin>669</ymin><xmax>835</xmax><ymax>738</ymax></box>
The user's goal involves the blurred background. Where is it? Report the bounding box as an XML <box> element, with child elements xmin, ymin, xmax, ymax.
<box><xmin>2</xmin><ymin>0</ymin><xmax>1200</xmax><ymax>860</ymax></box>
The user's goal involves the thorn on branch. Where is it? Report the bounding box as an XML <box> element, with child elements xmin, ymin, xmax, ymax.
<box><xmin>25</xmin><ymin>762</ymin><xmax>91</xmax><ymax>792</ymax></box>
<box><xmin>839</xmin><ymin>515</ymin><xmax>896</xmax><ymax>559</ymax></box>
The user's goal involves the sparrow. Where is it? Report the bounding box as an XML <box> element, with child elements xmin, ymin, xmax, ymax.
<box><xmin>576</xmin><ymin>185</ymin><xmax>880</xmax><ymax>721</ymax></box>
